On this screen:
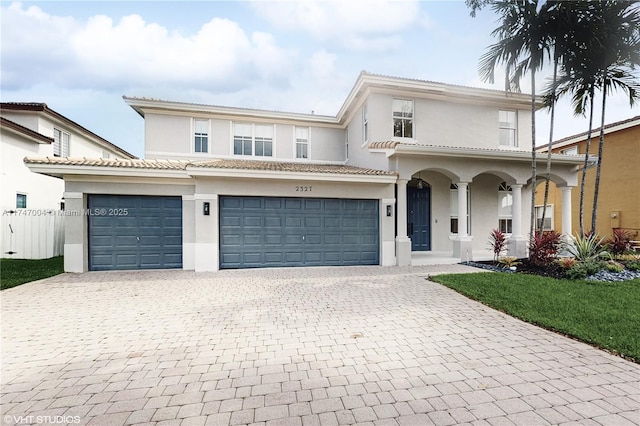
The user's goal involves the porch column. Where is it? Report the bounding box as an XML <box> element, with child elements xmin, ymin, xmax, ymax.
<box><xmin>508</xmin><ymin>184</ymin><xmax>527</xmax><ymax>258</ymax></box>
<box><xmin>561</xmin><ymin>186</ymin><xmax>573</xmax><ymax>237</ymax></box>
<box><xmin>395</xmin><ymin>179</ymin><xmax>411</xmax><ymax>266</ymax></box>
<box><xmin>453</xmin><ymin>182</ymin><xmax>473</xmax><ymax>261</ymax></box>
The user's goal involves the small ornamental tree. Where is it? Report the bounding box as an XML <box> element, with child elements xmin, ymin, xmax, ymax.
<box><xmin>488</xmin><ymin>229</ymin><xmax>507</xmax><ymax>264</ymax></box>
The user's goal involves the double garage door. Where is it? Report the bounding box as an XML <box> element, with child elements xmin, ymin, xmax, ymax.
<box><xmin>219</xmin><ymin>196</ymin><xmax>379</xmax><ymax>269</ymax></box>
<box><xmin>88</xmin><ymin>195</ymin><xmax>379</xmax><ymax>270</ymax></box>
<box><xmin>88</xmin><ymin>195</ymin><xmax>182</xmax><ymax>271</ymax></box>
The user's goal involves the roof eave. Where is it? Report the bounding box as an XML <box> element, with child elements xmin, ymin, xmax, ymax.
<box><xmin>25</xmin><ymin>163</ymin><xmax>190</xmax><ymax>179</ymax></box>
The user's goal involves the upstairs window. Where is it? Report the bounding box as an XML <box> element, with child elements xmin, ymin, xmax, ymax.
<box><xmin>233</xmin><ymin>123</ymin><xmax>273</xmax><ymax>157</ymax></box>
<box><xmin>194</xmin><ymin>119</ymin><xmax>209</xmax><ymax>153</ymax></box>
<box><xmin>254</xmin><ymin>125</ymin><xmax>273</xmax><ymax>157</ymax></box>
<box><xmin>393</xmin><ymin>99</ymin><xmax>413</xmax><ymax>138</ymax></box>
<box><xmin>561</xmin><ymin>146</ymin><xmax>578</xmax><ymax>155</ymax></box>
<box><xmin>53</xmin><ymin>128</ymin><xmax>70</xmax><ymax>157</ymax></box>
<box><xmin>295</xmin><ymin>127</ymin><xmax>309</xmax><ymax>159</ymax></box>
<box><xmin>498</xmin><ymin>182</ymin><xmax>513</xmax><ymax>234</ymax></box>
<box><xmin>499</xmin><ymin>110</ymin><xmax>517</xmax><ymax>146</ymax></box>
<box><xmin>16</xmin><ymin>193</ymin><xmax>27</xmax><ymax>209</ymax></box>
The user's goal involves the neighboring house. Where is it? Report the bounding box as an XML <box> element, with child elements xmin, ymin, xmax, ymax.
<box><xmin>1</xmin><ymin>102</ymin><xmax>136</xmax><ymax>259</ymax></box>
<box><xmin>25</xmin><ymin>72</ymin><xmax>586</xmax><ymax>272</ymax></box>
<box><xmin>536</xmin><ymin>115</ymin><xmax>640</xmax><ymax>240</ymax></box>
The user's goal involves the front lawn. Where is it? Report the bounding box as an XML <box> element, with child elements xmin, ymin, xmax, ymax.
<box><xmin>431</xmin><ymin>272</ymin><xmax>640</xmax><ymax>362</ymax></box>
<box><xmin>0</xmin><ymin>256</ymin><xmax>64</xmax><ymax>290</ymax></box>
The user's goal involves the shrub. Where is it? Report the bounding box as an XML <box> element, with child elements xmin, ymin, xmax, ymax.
<box><xmin>557</xmin><ymin>257</ymin><xmax>577</xmax><ymax>269</ymax></box>
<box><xmin>488</xmin><ymin>229</ymin><xmax>507</xmax><ymax>263</ymax></box>
<box><xmin>529</xmin><ymin>231</ymin><xmax>562</xmax><ymax>266</ymax></box>
<box><xmin>498</xmin><ymin>256</ymin><xmax>521</xmax><ymax>269</ymax></box>
<box><xmin>626</xmin><ymin>261</ymin><xmax>640</xmax><ymax>272</ymax></box>
<box><xmin>607</xmin><ymin>229</ymin><xmax>631</xmax><ymax>255</ymax></box>
<box><xmin>564</xmin><ymin>261</ymin><xmax>604</xmax><ymax>280</ymax></box>
<box><xmin>565</xmin><ymin>233</ymin><xmax>608</xmax><ymax>262</ymax></box>
<box><xmin>605</xmin><ymin>260</ymin><xmax>624</xmax><ymax>273</ymax></box>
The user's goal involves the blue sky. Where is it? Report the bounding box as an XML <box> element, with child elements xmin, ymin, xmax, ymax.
<box><xmin>2</xmin><ymin>0</ymin><xmax>638</xmax><ymax>158</ymax></box>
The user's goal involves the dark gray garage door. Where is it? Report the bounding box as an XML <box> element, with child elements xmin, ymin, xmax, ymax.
<box><xmin>88</xmin><ymin>195</ymin><xmax>182</xmax><ymax>271</ymax></box>
<box><xmin>219</xmin><ymin>196</ymin><xmax>379</xmax><ymax>269</ymax></box>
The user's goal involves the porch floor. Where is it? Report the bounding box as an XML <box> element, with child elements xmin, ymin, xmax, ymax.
<box><xmin>411</xmin><ymin>250</ymin><xmax>494</xmax><ymax>266</ymax></box>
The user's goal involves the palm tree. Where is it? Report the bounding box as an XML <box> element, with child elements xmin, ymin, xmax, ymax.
<box><xmin>554</xmin><ymin>1</ymin><xmax>640</xmax><ymax>235</ymax></box>
<box><xmin>478</xmin><ymin>0</ymin><xmax>553</xmax><ymax>238</ymax></box>
<box><xmin>589</xmin><ymin>2</ymin><xmax>640</xmax><ymax>233</ymax></box>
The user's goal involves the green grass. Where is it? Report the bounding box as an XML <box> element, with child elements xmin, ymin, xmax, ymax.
<box><xmin>431</xmin><ymin>272</ymin><xmax>640</xmax><ymax>362</ymax></box>
<box><xmin>0</xmin><ymin>256</ymin><xmax>64</xmax><ymax>290</ymax></box>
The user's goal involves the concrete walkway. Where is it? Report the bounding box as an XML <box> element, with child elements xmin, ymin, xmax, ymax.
<box><xmin>1</xmin><ymin>265</ymin><xmax>638</xmax><ymax>426</ymax></box>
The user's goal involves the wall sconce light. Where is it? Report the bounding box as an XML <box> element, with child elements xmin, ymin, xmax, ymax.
<box><xmin>203</xmin><ymin>202</ymin><xmax>210</xmax><ymax>216</ymax></box>
<box><xmin>417</xmin><ymin>172</ymin><xmax>423</xmax><ymax>189</ymax></box>
<box><xmin>386</xmin><ymin>205</ymin><xmax>393</xmax><ymax>217</ymax></box>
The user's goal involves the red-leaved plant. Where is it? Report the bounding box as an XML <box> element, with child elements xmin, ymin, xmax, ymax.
<box><xmin>608</xmin><ymin>229</ymin><xmax>631</xmax><ymax>255</ymax></box>
<box><xmin>488</xmin><ymin>229</ymin><xmax>507</xmax><ymax>263</ymax></box>
<box><xmin>529</xmin><ymin>231</ymin><xmax>562</xmax><ymax>266</ymax></box>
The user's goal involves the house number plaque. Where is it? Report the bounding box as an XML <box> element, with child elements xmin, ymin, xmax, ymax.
<box><xmin>295</xmin><ymin>186</ymin><xmax>312</xmax><ymax>192</ymax></box>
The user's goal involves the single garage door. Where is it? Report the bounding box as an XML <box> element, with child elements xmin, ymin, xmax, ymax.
<box><xmin>88</xmin><ymin>195</ymin><xmax>182</xmax><ymax>271</ymax></box>
<box><xmin>219</xmin><ymin>196</ymin><xmax>379</xmax><ymax>269</ymax></box>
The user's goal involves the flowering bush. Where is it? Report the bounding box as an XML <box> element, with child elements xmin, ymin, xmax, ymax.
<box><xmin>529</xmin><ymin>231</ymin><xmax>562</xmax><ymax>266</ymax></box>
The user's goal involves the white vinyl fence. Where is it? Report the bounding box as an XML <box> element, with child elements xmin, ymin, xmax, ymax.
<box><xmin>1</xmin><ymin>211</ymin><xmax>64</xmax><ymax>259</ymax></box>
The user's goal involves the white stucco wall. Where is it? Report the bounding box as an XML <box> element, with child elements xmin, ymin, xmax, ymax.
<box><xmin>0</xmin><ymin>131</ymin><xmax>63</xmax><ymax>211</ymax></box>
<box><xmin>144</xmin><ymin>112</ymin><xmax>346</xmax><ymax>163</ymax></box>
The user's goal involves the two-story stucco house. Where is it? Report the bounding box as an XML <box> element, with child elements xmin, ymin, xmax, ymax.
<box><xmin>1</xmin><ymin>102</ymin><xmax>136</xmax><ymax>259</ymax></box>
<box><xmin>25</xmin><ymin>72</ymin><xmax>586</xmax><ymax>272</ymax></box>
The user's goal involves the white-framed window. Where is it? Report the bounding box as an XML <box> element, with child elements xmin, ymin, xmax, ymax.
<box><xmin>561</xmin><ymin>146</ymin><xmax>578</xmax><ymax>155</ymax></box>
<box><xmin>363</xmin><ymin>103</ymin><xmax>369</xmax><ymax>143</ymax></box>
<box><xmin>102</xmin><ymin>150</ymin><xmax>111</xmax><ymax>159</ymax></box>
<box><xmin>16</xmin><ymin>193</ymin><xmax>27</xmax><ymax>209</ymax></box>
<box><xmin>498</xmin><ymin>182</ymin><xmax>513</xmax><ymax>234</ymax></box>
<box><xmin>393</xmin><ymin>99</ymin><xmax>413</xmax><ymax>138</ymax></box>
<box><xmin>535</xmin><ymin>205</ymin><xmax>554</xmax><ymax>231</ymax></box>
<box><xmin>194</xmin><ymin>119</ymin><xmax>209</xmax><ymax>153</ymax></box>
<box><xmin>499</xmin><ymin>110</ymin><xmax>517</xmax><ymax>146</ymax></box>
<box><xmin>450</xmin><ymin>184</ymin><xmax>470</xmax><ymax>234</ymax></box>
<box><xmin>53</xmin><ymin>128</ymin><xmax>70</xmax><ymax>157</ymax></box>
<box><xmin>233</xmin><ymin>123</ymin><xmax>273</xmax><ymax>157</ymax></box>
<box><xmin>295</xmin><ymin>127</ymin><xmax>309</xmax><ymax>159</ymax></box>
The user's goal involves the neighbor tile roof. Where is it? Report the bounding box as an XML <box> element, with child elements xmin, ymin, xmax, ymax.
<box><xmin>23</xmin><ymin>157</ymin><xmax>396</xmax><ymax>176</ymax></box>
<box><xmin>1</xmin><ymin>117</ymin><xmax>54</xmax><ymax>144</ymax></box>
<box><xmin>1</xmin><ymin>102</ymin><xmax>137</xmax><ymax>159</ymax></box>
<box><xmin>538</xmin><ymin>115</ymin><xmax>640</xmax><ymax>149</ymax></box>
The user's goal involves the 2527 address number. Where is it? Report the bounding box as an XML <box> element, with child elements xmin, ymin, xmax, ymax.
<box><xmin>295</xmin><ymin>186</ymin><xmax>312</xmax><ymax>192</ymax></box>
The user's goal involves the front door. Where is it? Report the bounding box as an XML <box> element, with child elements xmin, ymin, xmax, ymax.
<box><xmin>407</xmin><ymin>186</ymin><xmax>431</xmax><ymax>251</ymax></box>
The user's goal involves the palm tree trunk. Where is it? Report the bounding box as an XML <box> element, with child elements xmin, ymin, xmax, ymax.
<box><xmin>529</xmin><ymin>69</ymin><xmax>537</xmax><ymax>238</ymax></box>
<box><xmin>541</xmin><ymin>59</ymin><xmax>558</xmax><ymax>236</ymax></box>
<box><xmin>579</xmin><ymin>88</ymin><xmax>595</xmax><ymax>236</ymax></box>
<box><xmin>591</xmin><ymin>84</ymin><xmax>607</xmax><ymax>233</ymax></box>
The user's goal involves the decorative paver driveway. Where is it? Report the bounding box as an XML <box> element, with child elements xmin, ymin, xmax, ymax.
<box><xmin>1</xmin><ymin>266</ymin><xmax>639</xmax><ymax>426</ymax></box>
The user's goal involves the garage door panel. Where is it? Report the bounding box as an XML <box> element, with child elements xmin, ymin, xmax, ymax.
<box><xmin>88</xmin><ymin>195</ymin><xmax>182</xmax><ymax>271</ymax></box>
<box><xmin>220</xmin><ymin>196</ymin><xmax>378</xmax><ymax>269</ymax></box>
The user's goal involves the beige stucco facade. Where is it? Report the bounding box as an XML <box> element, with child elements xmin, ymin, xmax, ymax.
<box><xmin>536</xmin><ymin>116</ymin><xmax>640</xmax><ymax>239</ymax></box>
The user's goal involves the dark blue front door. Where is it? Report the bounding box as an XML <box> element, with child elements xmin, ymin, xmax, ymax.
<box><xmin>407</xmin><ymin>186</ymin><xmax>431</xmax><ymax>251</ymax></box>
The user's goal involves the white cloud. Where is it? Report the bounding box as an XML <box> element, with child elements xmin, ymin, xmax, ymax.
<box><xmin>250</xmin><ymin>0</ymin><xmax>422</xmax><ymax>51</ymax></box>
<box><xmin>1</xmin><ymin>2</ymin><xmax>295</xmax><ymax>92</ymax></box>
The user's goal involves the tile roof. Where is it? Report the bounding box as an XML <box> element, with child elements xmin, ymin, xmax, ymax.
<box><xmin>1</xmin><ymin>117</ymin><xmax>54</xmax><ymax>144</ymax></box>
<box><xmin>538</xmin><ymin>115</ymin><xmax>640</xmax><ymax>149</ymax></box>
<box><xmin>24</xmin><ymin>157</ymin><xmax>396</xmax><ymax>176</ymax></box>
<box><xmin>24</xmin><ymin>157</ymin><xmax>188</xmax><ymax>170</ymax></box>
<box><xmin>1</xmin><ymin>102</ymin><xmax>137</xmax><ymax>159</ymax></box>
<box><xmin>190</xmin><ymin>159</ymin><xmax>396</xmax><ymax>175</ymax></box>
<box><xmin>368</xmin><ymin>141</ymin><xmax>532</xmax><ymax>154</ymax></box>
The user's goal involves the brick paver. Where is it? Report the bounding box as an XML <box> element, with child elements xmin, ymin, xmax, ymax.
<box><xmin>1</xmin><ymin>265</ymin><xmax>639</xmax><ymax>425</ymax></box>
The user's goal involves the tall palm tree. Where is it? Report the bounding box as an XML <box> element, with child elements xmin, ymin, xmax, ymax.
<box><xmin>589</xmin><ymin>2</ymin><xmax>640</xmax><ymax>233</ymax></box>
<box><xmin>554</xmin><ymin>1</ymin><xmax>640</xmax><ymax>235</ymax></box>
<box><xmin>478</xmin><ymin>0</ymin><xmax>553</xmax><ymax>238</ymax></box>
